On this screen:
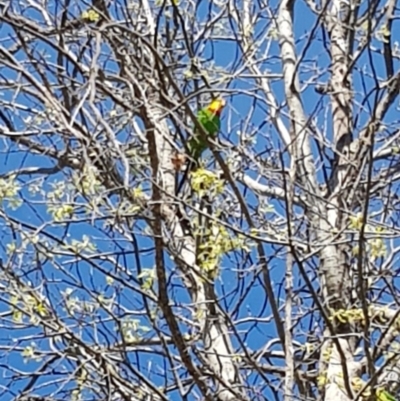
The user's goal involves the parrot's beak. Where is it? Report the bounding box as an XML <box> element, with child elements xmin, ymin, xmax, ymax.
<box><xmin>219</xmin><ymin>98</ymin><xmax>226</xmax><ymax>108</ymax></box>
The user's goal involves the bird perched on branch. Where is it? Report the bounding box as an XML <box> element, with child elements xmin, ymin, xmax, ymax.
<box><xmin>187</xmin><ymin>98</ymin><xmax>226</xmax><ymax>165</ymax></box>
<box><xmin>176</xmin><ymin>98</ymin><xmax>226</xmax><ymax>195</ymax></box>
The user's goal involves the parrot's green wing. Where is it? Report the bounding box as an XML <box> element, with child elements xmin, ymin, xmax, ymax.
<box><xmin>188</xmin><ymin>107</ymin><xmax>221</xmax><ymax>162</ymax></box>
<box><xmin>377</xmin><ymin>389</ymin><xmax>396</xmax><ymax>401</ymax></box>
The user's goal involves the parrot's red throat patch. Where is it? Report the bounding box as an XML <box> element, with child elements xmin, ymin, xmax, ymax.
<box><xmin>209</xmin><ymin>107</ymin><xmax>223</xmax><ymax>116</ymax></box>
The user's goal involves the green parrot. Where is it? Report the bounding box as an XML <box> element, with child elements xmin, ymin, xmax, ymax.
<box><xmin>176</xmin><ymin>98</ymin><xmax>225</xmax><ymax>195</ymax></box>
<box><xmin>377</xmin><ymin>389</ymin><xmax>396</xmax><ymax>401</ymax></box>
<box><xmin>187</xmin><ymin>98</ymin><xmax>226</xmax><ymax>163</ymax></box>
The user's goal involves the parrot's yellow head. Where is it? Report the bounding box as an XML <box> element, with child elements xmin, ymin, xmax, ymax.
<box><xmin>207</xmin><ymin>98</ymin><xmax>226</xmax><ymax>116</ymax></box>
